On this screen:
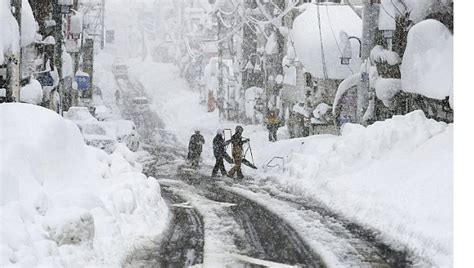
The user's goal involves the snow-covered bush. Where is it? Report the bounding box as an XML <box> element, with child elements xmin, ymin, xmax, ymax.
<box><xmin>20</xmin><ymin>78</ymin><xmax>43</xmax><ymax>104</ymax></box>
<box><xmin>401</xmin><ymin>19</ymin><xmax>453</xmax><ymax>102</ymax></box>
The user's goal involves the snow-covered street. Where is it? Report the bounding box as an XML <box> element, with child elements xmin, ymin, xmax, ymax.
<box><xmin>1</xmin><ymin>0</ymin><xmax>457</xmax><ymax>267</ymax></box>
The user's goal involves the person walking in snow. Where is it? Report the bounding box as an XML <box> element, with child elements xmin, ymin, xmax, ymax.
<box><xmin>212</xmin><ymin>129</ymin><xmax>229</xmax><ymax>177</ymax></box>
<box><xmin>115</xmin><ymin>89</ymin><xmax>121</xmax><ymax>104</ymax></box>
<box><xmin>227</xmin><ymin>126</ymin><xmax>248</xmax><ymax>180</ymax></box>
<box><xmin>187</xmin><ymin>130</ymin><xmax>205</xmax><ymax>168</ymax></box>
<box><xmin>265</xmin><ymin>110</ymin><xmax>281</xmax><ymax>142</ymax></box>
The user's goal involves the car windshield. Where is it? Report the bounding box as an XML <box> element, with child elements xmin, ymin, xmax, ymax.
<box><xmin>133</xmin><ymin>98</ymin><xmax>148</xmax><ymax>104</ymax></box>
<box><xmin>81</xmin><ymin>124</ymin><xmax>107</xmax><ymax>135</ymax></box>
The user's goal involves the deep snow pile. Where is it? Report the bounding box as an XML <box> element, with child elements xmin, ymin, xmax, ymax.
<box><xmin>250</xmin><ymin>110</ymin><xmax>452</xmax><ymax>266</ymax></box>
<box><xmin>0</xmin><ymin>103</ymin><xmax>168</xmax><ymax>267</ymax></box>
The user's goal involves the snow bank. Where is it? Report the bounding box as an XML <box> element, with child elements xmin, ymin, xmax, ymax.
<box><xmin>253</xmin><ymin>111</ymin><xmax>452</xmax><ymax>266</ymax></box>
<box><xmin>0</xmin><ymin>103</ymin><xmax>168</xmax><ymax>267</ymax></box>
<box><xmin>292</xmin><ymin>4</ymin><xmax>361</xmax><ymax>79</ymax></box>
<box><xmin>401</xmin><ymin>19</ymin><xmax>453</xmax><ymax>101</ymax></box>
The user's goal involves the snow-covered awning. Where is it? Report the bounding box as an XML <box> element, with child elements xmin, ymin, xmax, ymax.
<box><xmin>292</xmin><ymin>4</ymin><xmax>362</xmax><ymax>80</ymax></box>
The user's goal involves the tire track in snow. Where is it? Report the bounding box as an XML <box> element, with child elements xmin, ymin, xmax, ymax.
<box><xmin>223</xmin><ymin>182</ymin><xmax>414</xmax><ymax>267</ymax></box>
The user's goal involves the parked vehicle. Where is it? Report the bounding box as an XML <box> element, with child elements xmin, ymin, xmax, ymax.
<box><xmin>112</xmin><ymin>58</ymin><xmax>128</xmax><ymax>79</ymax></box>
<box><xmin>131</xmin><ymin>96</ymin><xmax>150</xmax><ymax>113</ymax></box>
<box><xmin>102</xmin><ymin>119</ymin><xmax>140</xmax><ymax>152</ymax></box>
<box><xmin>65</xmin><ymin>107</ymin><xmax>117</xmax><ymax>153</ymax></box>
<box><xmin>64</xmin><ymin>106</ymin><xmax>97</xmax><ymax>123</ymax></box>
<box><xmin>78</xmin><ymin>123</ymin><xmax>117</xmax><ymax>154</ymax></box>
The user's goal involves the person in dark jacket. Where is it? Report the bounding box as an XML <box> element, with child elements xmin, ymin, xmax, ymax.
<box><xmin>188</xmin><ymin>130</ymin><xmax>205</xmax><ymax>168</ymax></box>
<box><xmin>211</xmin><ymin>129</ymin><xmax>228</xmax><ymax>177</ymax></box>
<box><xmin>115</xmin><ymin>89</ymin><xmax>121</xmax><ymax>104</ymax></box>
<box><xmin>265</xmin><ymin>110</ymin><xmax>281</xmax><ymax>142</ymax></box>
<box><xmin>227</xmin><ymin>126</ymin><xmax>248</xmax><ymax>179</ymax></box>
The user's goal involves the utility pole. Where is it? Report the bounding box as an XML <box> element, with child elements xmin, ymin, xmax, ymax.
<box><xmin>217</xmin><ymin>11</ymin><xmax>224</xmax><ymax>120</ymax></box>
<box><xmin>100</xmin><ymin>0</ymin><xmax>105</xmax><ymax>49</ymax></box>
<box><xmin>53</xmin><ymin>0</ymin><xmax>64</xmax><ymax>113</ymax></box>
<box><xmin>357</xmin><ymin>0</ymin><xmax>379</xmax><ymax>123</ymax></box>
<box><xmin>9</xmin><ymin>0</ymin><xmax>22</xmax><ymax>102</ymax></box>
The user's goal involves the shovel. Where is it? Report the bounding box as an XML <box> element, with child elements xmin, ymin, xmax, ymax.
<box><xmin>242</xmin><ymin>141</ymin><xmax>258</xmax><ymax>169</ymax></box>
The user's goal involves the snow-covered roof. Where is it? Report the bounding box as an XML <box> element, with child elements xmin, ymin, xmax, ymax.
<box><xmin>292</xmin><ymin>4</ymin><xmax>362</xmax><ymax>80</ymax></box>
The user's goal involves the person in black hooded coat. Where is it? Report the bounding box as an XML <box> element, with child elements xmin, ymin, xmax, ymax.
<box><xmin>212</xmin><ymin>129</ymin><xmax>229</xmax><ymax>177</ymax></box>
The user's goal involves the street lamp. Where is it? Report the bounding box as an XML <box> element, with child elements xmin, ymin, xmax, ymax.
<box><xmin>339</xmin><ymin>31</ymin><xmax>362</xmax><ymax>65</ymax></box>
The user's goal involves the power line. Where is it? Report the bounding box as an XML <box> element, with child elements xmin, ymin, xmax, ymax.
<box><xmin>316</xmin><ymin>3</ymin><xmax>329</xmax><ymax>79</ymax></box>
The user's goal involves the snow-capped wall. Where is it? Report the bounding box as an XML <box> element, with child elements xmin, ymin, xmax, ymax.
<box><xmin>401</xmin><ymin>19</ymin><xmax>453</xmax><ymax>101</ymax></box>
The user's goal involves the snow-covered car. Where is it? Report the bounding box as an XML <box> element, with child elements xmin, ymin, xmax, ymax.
<box><xmin>64</xmin><ymin>106</ymin><xmax>97</xmax><ymax>123</ymax></box>
<box><xmin>78</xmin><ymin>123</ymin><xmax>117</xmax><ymax>154</ymax></box>
<box><xmin>131</xmin><ymin>97</ymin><xmax>150</xmax><ymax>113</ymax></box>
<box><xmin>112</xmin><ymin>58</ymin><xmax>128</xmax><ymax>79</ymax></box>
<box><xmin>94</xmin><ymin>105</ymin><xmax>116</xmax><ymax>121</ymax></box>
<box><xmin>65</xmin><ymin>107</ymin><xmax>118</xmax><ymax>153</ymax></box>
<box><xmin>102</xmin><ymin>119</ymin><xmax>140</xmax><ymax>152</ymax></box>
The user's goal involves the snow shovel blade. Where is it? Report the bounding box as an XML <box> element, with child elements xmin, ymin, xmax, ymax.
<box><xmin>242</xmin><ymin>158</ymin><xmax>258</xmax><ymax>169</ymax></box>
<box><xmin>224</xmin><ymin>153</ymin><xmax>234</xmax><ymax>164</ymax></box>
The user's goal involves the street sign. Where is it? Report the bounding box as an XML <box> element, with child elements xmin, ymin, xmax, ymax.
<box><xmin>75</xmin><ymin>75</ymin><xmax>90</xmax><ymax>91</ymax></box>
<box><xmin>37</xmin><ymin>71</ymin><xmax>54</xmax><ymax>87</ymax></box>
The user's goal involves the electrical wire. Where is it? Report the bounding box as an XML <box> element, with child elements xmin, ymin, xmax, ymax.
<box><xmin>390</xmin><ymin>0</ymin><xmax>405</xmax><ymax>17</ymax></box>
<box><xmin>316</xmin><ymin>3</ymin><xmax>329</xmax><ymax>79</ymax></box>
<box><xmin>380</xmin><ymin>1</ymin><xmax>406</xmax><ymax>28</ymax></box>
